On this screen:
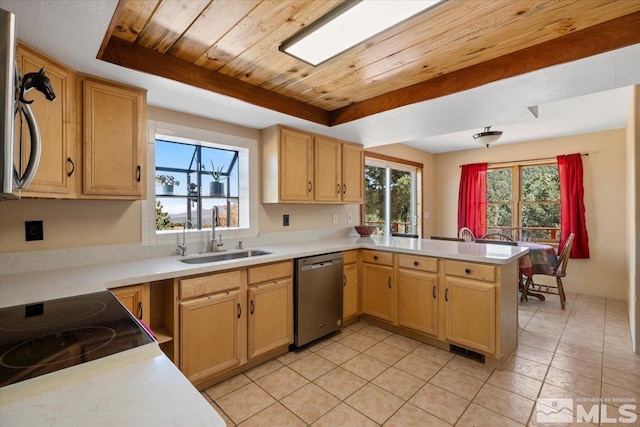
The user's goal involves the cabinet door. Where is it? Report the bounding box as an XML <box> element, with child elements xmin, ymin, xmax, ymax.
<box><xmin>398</xmin><ymin>269</ymin><xmax>438</xmax><ymax>336</ymax></box>
<box><xmin>444</xmin><ymin>277</ymin><xmax>496</xmax><ymax>355</ymax></box>
<box><xmin>361</xmin><ymin>263</ymin><xmax>394</xmax><ymax>322</ymax></box>
<box><xmin>16</xmin><ymin>44</ymin><xmax>75</xmax><ymax>197</ymax></box>
<box><xmin>343</xmin><ymin>262</ymin><xmax>358</xmax><ymax>320</ymax></box>
<box><xmin>341</xmin><ymin>143</ymin><xmax>363</xmax><ymax>203</ymax></box>
<box><xmin>111</xmin><ymin>283</ymin><xmax>150</xmax><ymax>326</ymax></box>
<box><xmin>314</xmin><ymin>136</ymin><xmax>341</xmax><ymax>203</ymax></box>
<box><xmin>81</xmin><ymin>77</ymin><xmax>146</xmax><ymax>198</ymax></box>
<box><xmin>248</xmin><ymin>278</ymin><xmax>292</xmax><ymax>359</ymax></box>
<box><xmin>180</xmin><ymin>291</ymin><xmax>242</xmax><ymax>382</ymax></box>
<box><xmin>279</xmin><ymin>128</ymin><xmax>313</xmax><ymax>202</ymax></box>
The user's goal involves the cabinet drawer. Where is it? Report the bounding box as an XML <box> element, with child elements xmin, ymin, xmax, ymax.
<box><xmin>180</xmin><ymin>270</ymin><xmax>243</xmax><ymax>299</ymax></box>
<box><xmin>343</xmin><ymin>250</ymin><xmax>358</xmax><ymax>264</ymax></box>
<box><xmin>398</xmin><ymin>254</ymin><xmax>438</xmax><ymax>273</ymax></box>
<box><xmin>361</xmin><ymin>250</ymin><xmax>393</xmax><ymax>266</ymax></box>
<box><xmin>248</xmin><ymin>261</ymin><xmax>292</xmax><ymax>284</ymax></box>
<box><xmin>444</xmin><ymin>260</ymin><xmax>495</xmax><ymax>282</ymax></box>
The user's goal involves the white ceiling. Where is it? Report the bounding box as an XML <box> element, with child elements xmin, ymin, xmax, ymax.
<box><xmin>2</xmin><ymin>0</ymin><xmax>639</xmax><ymax>153</ymax></box>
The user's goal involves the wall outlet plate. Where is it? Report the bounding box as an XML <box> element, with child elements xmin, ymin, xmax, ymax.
<box><xmin>332</xmin><ymin>214</ymin><xmax>338</xmax><ymax>224</ymax></box>
<box><xmin>347</xmin><ymin>213</ymin><xmax>353</xmax><ymax>223</ymax></box>
<box><xmin>25</xmin><ymin>221</ymin><xmax>44</xmax><ymax>241</ymax></box>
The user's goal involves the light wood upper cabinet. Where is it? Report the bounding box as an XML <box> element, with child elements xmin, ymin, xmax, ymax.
<box><xmin>314</xmin><ymin>136</ymin><xmax>341</xmax><ymax>203</ymax></box>
<box><xmin>341</xmin><ymin>143</ymin><xmax>364</xmax><ymax>203</ymax></box>
<box><xmin>15</xmin><ymin>43</ymin><xmax>76</xmax><ymax>197</ymax></box>
<box><xmin>79</xmin><ymin>75</ymin><xmax>146</xmax><ymax>199</ymax></box>
<box><xmin>111</xmin><ymin>283</ymin><xmax>150</xmax><ymax>326</ymax></box>
<box><xmin>262</xmin><ymin>125</ymin><xmax>363</xmax><ymax>204</ymax></box>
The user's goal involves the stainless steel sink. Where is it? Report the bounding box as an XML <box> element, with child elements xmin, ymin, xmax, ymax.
<box><xmin>180</xmin><ymin>250</ymin><xmax>271</xmax><ymax>264</ymax></box>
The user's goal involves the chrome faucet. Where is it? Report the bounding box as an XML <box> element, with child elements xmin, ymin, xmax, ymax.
<box><xmin>178</xmin><ymin>220</ymin><xmax>193</xmax><ymax>256</ymax></box>
<box><xmin>209</xmin><ymin>206</ymin><xmax>224</xmax><ymax>252</ymax></box>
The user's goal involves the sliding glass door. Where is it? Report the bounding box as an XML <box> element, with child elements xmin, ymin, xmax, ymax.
<box><xmin>364</xmin><ymin>158</ymin><xmax>419</xmax><ymax>236</ymax></box>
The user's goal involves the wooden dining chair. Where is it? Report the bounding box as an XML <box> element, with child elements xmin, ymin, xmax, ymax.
<box><xmin>480</xmin><ymin>232</ymin><xmax>514</xmax><ymax>241</ymax></box>
<box><xmin>458</xmin><ymin>227</ymin><xmax>475</xmax><ymax>242</ymax></box>
<box><xmin>522</xmin><ymin>233</ymin><xmax>575</xmax><ymax>310</ymax></box>
<box><xmin>476</xmin><ymin>239</ymin><xmax>518</xmax><ymax>246</ymax></box>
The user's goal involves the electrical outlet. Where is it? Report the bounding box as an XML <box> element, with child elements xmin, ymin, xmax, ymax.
<box><xmin>332</xmin><ymin>214</ymin><xmax>338</xmax><ymax>224</ymax></box>
<box><xmin>25</xmin><ymin>220</ymin><xmax>44</xmax><ymax>241</ymax></box>
<box><xmin>347</xmin><ymin>213</ymin><xmax>353</xmax><ymax>223</ymax></box>
<box><xmin>283</xmin><ymin>214</ymin><xmax>289</xmax><ymax>226</ymax></box>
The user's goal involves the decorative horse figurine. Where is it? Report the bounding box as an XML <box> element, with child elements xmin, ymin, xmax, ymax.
<box><xmin>18</xmin><ymin>67</ymin><xmax>56</xmax><ymax>104</ymax></box>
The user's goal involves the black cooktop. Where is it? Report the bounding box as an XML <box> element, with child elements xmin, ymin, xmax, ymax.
<box><xmin>0</xmin><ymin>291</ymin><xmax>155</xmax><ymax>387</ymax></box>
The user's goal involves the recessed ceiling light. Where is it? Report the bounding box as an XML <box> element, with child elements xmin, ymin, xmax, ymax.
<box><xmin>280</xmin><ymin>0</ymin><xmax>444</xmax><ymax>66</ymax></box>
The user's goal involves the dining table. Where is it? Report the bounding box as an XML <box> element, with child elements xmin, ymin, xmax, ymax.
<box><xmin>517</xmin><ymin>241</ymin><xmax>557</xmax><ymax>302</ymax></box>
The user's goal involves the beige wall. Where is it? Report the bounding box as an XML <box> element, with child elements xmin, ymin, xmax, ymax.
<box><xmin>434</xmin><ymin>129</ymin><xmax>628</xmax><ymax>299</ymax></box>
<box><xmin>365</xmin><ymin>144</ymin><xmax>436</xmax><ymax>237</ymax></box>
<box><xmin>627</xmin><ymin>85</ymin><xmax>639</xmax><ymax>351</ymax></box>
<box><xmin>0</xmin><ymin>199</ymin><xmax>141</xmax><ymax>252</ymax></box>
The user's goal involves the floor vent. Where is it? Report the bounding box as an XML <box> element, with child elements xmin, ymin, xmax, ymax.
<box><xmin>449</xmin><ymin>344</ymin><xmax>485</xmax><ymax>363</ymax></box>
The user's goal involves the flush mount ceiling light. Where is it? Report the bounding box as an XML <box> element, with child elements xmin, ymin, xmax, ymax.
<box><xmin>473</xmin><ymin>126</ymin><xmax>503</xmax><ymax>148</ymax></box>
<box><xmin>279</xmin><ymin>0</ymin><xmax>444</xmax><ymax>66</ymax></box>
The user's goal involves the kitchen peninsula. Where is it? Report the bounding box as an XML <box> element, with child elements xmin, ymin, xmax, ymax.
<box><xmin>0</xmin><ymin>236</ymin><xmax>527</xmax><ymax>425</ymax></box>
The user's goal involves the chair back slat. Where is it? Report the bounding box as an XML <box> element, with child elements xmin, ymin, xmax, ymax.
<box><xmin>553</xmin><ymin>233</ymin><xmax>575</xmax><ymax>275</ymax></box>
<box><xmin>480</xmin><ymin>232</ymin><xmax>514</xmax><ymax>241</ymax></box>
<box><xmin>458</xmin><ymin>227</ymin><xmax>476</xmax><ymax>242</ymax></box>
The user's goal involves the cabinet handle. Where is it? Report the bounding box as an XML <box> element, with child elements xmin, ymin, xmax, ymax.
<box><xmin>136</xmin><ymin>165</ymin><xmax>141</xmax><ymax>182</ymax></box>
<box><xmin>432</xmin><ymin>285</ymin><xmax>436</xmax><ymax>299</ymax></box>
<box><xmin>445</xmin><ymin>288</ymin><xmax>449</xmax><ymax>302</ymax></box>
<box><xmin>337</xmin><ymin>183</ymin><xmax>341</xmax><ymax>194</ymax></box>
<box><xmin>250</xmin><ymin>300</ymin><xmax>255</xmax><ymax>315</ymax></box>
<box><xmin>464</xmin><ymin>268</ymin><xmax>471</xmax><ymax>274</ymax></box>
<box><xmin>343</xmin><ymin>184</ymin><xmax>346</xmax><ymax>194</ymax></box>
<box><xmin>308</xmin><ymin>181</ymin><xmax>312</xmax><ymax>192</ymax></box>
<box><xmin>343</xmin><ymin>275</ymin><xmax>347</xmax><ymax>287</ymax></box>
<box><xmin>373</xmin><ymin>255</ymin><xmax>378</xmax><ymax>260</ymax></box>
<box><xmin>137</xmin><ymin>301</ymin><xmax>143</xmax><ymax>320</ymax></box>
<box><xmin>413</xmin><ymin>261</ymin><xmax>419</xmax><ymax>266</ymax></box>
<box><xmin>66</xmin><ymin>157</ymin><xmax>75</xmax><ymax>177</ymax></box>
<box><xmin>388</xmin><ymin>277</ymin><xmax>392</xmax><ymax>289</ymax></box>
<box><xmin>237</xmin><ymin>303</ymin><xmax>241</xmax><ymax>318</ymax></box>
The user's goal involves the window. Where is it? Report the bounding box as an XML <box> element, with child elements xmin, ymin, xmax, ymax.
<box><xmin>364</xmin><ymin>156</ymin><xmax>421</xmax><ymax>236</ymax></box>
<box><xmin>487</xmin><ymin>163</ymin><xmax>560</xmax><ymax>242</ymax></box>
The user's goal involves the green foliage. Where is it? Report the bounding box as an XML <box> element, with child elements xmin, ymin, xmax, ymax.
<box><xmin>486</xmin><ymin>165</ymin><xmax>560</xmax><ymax>239</ymax></box>
<box><xmin>364</xmin><ymin>165</ymin><xmax>413</xmax><ymax>234</ymax></box>
<box><xmin>156</xmin><ymin>200</ymin><xmax>174</xmax><ymax>230</ymax></box>
<box><xmin>155</xmin><ymin>175</ymin><xmax>179</xmax><ymax>186</ymax></box>
<box><xmin>209</xmin><ymin>160</ymin><xmax>226</xmax><ymax>182</ymax></box>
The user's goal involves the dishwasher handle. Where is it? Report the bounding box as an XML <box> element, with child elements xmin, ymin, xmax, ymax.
<box><xmin>301</xmin><ymin>260</ymin><xmax>340</xmax><ymax>271</ymax></box>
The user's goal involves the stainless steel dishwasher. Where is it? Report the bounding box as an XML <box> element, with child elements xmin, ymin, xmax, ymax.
<box><xmin>294</xmin><ymin>252</ymin><xmax>344</xmax><ymax>347</ymax></box>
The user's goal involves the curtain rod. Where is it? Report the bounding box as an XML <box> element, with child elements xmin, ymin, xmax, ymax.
<box><xmin>459</xmin><ymin>152</ymin><xmax>588</xmax><ymax>168</ymax></box>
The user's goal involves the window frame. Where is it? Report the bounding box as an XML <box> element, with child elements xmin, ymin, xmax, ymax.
<box><xmin>363</xmin><ymin>152</ymin><xmax>422</xmax><ymax>237</ymax></box>
<box><xmin>143</xmin><ymin>119</ymin><xmax>259</xmax><ymax>248</ymax></box>
<box><xmin>486</xmin><ymin>162</ymin><xmax>560</xmax><ymax>243</ymax></box>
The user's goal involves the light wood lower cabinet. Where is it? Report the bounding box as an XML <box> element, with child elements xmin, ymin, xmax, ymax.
<box><xmin>444</xmin><ymin>277</ymin><xmax>496</xmax><ymax>355</ymax></box>
<box><xmin>111</xmin><ymin>283</ymin><xmax>150</xmax><ymax>326</ymax></box>
<box><xmin>343</xmin><ymin>250</ymin><xmax>359</xmax><ymax>321</ymax></box>
<box><xmin>248</xmin><ymin>279</ymin><xmax>292</xmax><ymax>359</ymax></box>
<box><xmin>398</xmin><ymin>269</ymin><xmax>439</xmax><ymax>337</ymax></box>
<box><xmin>180</xmin><ymin>291</ymin><xmax>242</xmax><ymax>383</ymax></box>
<box><xmin>361</xmin><ymin>255</ymin><xmax>394</xmax><ymax>322</ymax></box>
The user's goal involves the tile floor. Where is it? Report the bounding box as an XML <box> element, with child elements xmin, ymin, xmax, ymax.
<box><xmin>201</xmin><ymin>292</ymin><xmax>639</xmax><ymax>426</ymax></box>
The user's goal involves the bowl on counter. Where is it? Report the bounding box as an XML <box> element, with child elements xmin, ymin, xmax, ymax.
<box><xmin>354</xmin><ymin>225</ymin><xmax>377</xmax><ymax>236</ymax></box>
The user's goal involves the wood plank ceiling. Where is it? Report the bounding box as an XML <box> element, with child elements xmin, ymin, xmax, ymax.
<box><xmin>98</xmin><ymin>0</ymin><xmax>640</xmax><ymax>127</ymax></box>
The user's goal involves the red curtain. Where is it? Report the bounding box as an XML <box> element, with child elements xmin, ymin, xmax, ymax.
<box><xmin>457</xmin><ymin>163</ymin><xmax>487</xmax><ymax>237</ymax></box>
<box><xmin>557</xmin><ymin>154</ymin><xmax>590</xmax><ymax>258</ymax></box>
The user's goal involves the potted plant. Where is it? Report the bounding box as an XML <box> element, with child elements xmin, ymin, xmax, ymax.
<box><xmin>208</xmin><ymin>160</ymin><xmax>226</xmax><ymax>197</ymax></box>
<box><xmin>155</xmin><ymin>175</ymin><xmax>180</xmax><ymax>195</ymax></box>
